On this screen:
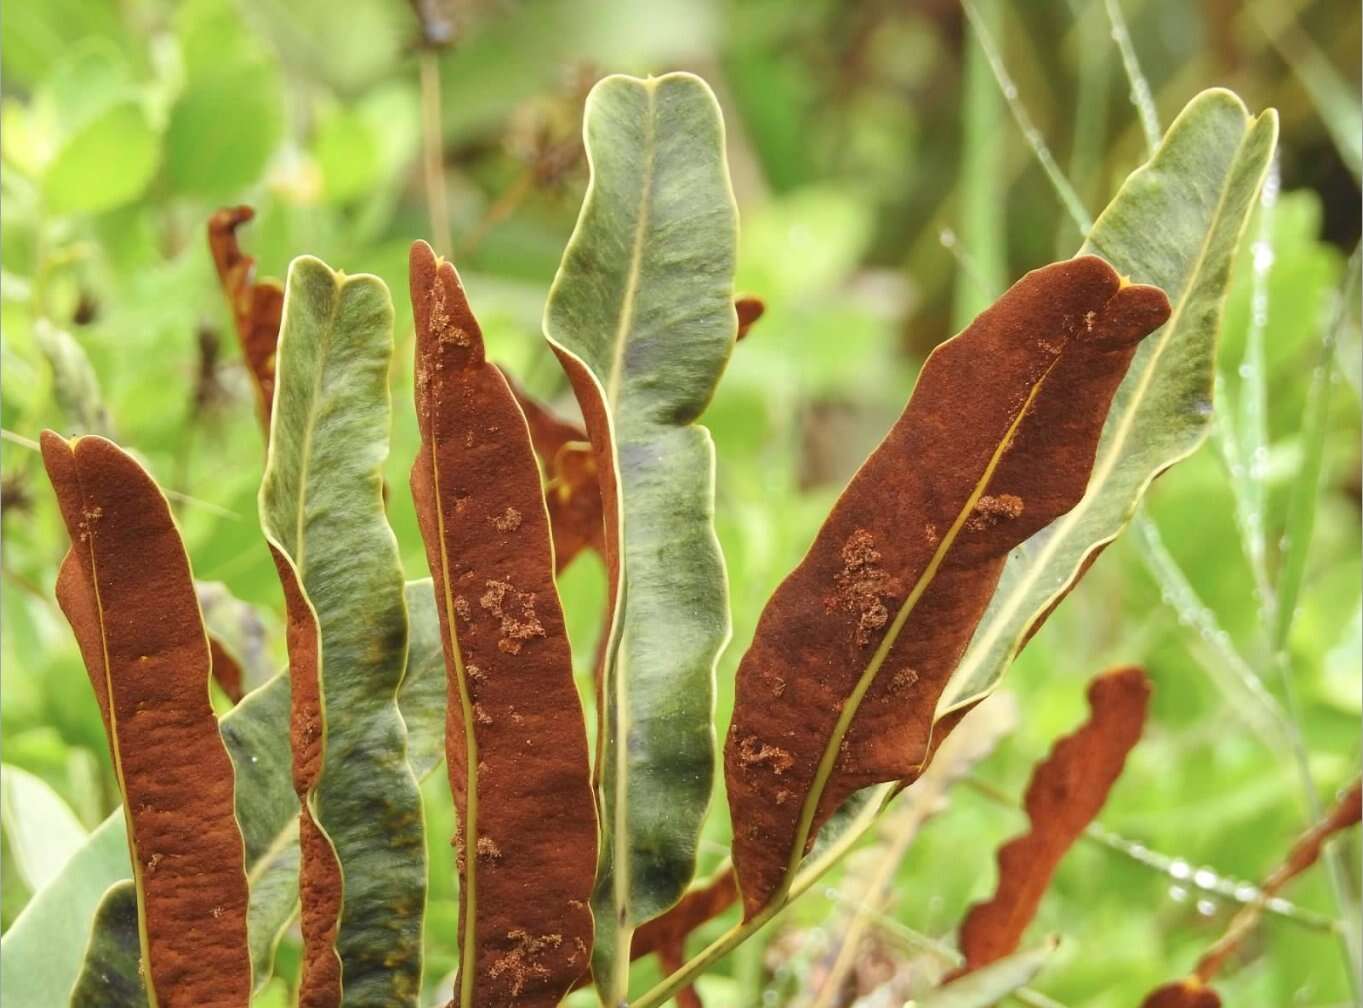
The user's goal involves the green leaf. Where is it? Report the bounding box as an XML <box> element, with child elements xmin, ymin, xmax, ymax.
<box><xmin>940</xmin><ymin>88</ymin><xmax>1279</xmax><ymax>716</ymax></box>
<box><xmin>543</xmin><ymin>71</ymin><xmax>738</xmax><ymax>1000</ymax></box>
<box><xmin>69</xmin><ymin>884</ymin><xmax>143</xmax><ymax>1008</ymax></box>
<box><xmin>1</xmin><ymin>764</ymin><xmax>88</xmax><ymax>895</ymax></box>
<box><xmin>2</xmin><ymin>583</ymin><xmax>448</xmax><ymax>1007</ymax></box>
<box><xmin>259</xmin><ymin>256</ymin><xmax>425</xmax><ymax>1006</ymax></box>
<box><xmin>399</xmin><ymin>579</ymin><xmax>448</xmax><ymax>781</ymax></box>
<box><xmin>42</xmin><ymin>100</ymin><xmax>159</xmax><ymax>215</ymax></box>
<box><xmin>0</xmin><ymin>810</ymin><xmax>130</xmax><ymax>1006</ymax></box>
<box><xmin>163</xmin><ymin>62</ymin><xmax>283</xmax><ymax>200</ymax></box>
<box><xmin>915</xmin><ymin>940</ymin><xmax>1057</xmax><ymax>1008</ymax></box>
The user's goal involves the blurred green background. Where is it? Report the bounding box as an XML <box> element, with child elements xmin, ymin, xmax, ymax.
<box><xmin>1</xmin><ymin>1</ymin><xmax>1359</xmax><ymax>1005</ymax></box>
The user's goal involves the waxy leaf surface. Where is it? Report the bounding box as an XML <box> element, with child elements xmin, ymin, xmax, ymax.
<box><xmin>42</xmin><ymin>432</ymin><xmax>252</xmax><ymax>1008</ymax></box>
<box><xmin>259</xmin><ymin>256</ymin><xmax>425</xmax><ymax>1007</ymax></box>
<box><xmin>543</xmin><ymin>71</ymin><xmax>738</xmax><ymax>994</ymax></box>
<box><xmin>725</xmin><ymin>257</ymin><xmax>1170</xmax><ymax>919</ymax></box>
<box><xmin>941</xmin><ymin>89</ymin><xmax>1278</xmax><ymax>718</ymax></box>
<box><xmin>70</xmin><ymin>884</ymin><xmax>144</xmax><ymax>1008</ymax></box>
<box><xmin>208</xmin><ymin>205</ymin><xmax>283</xmax><ymax>431</ymax></box>
<box><xmin>954</xmin><ymin>667</ymin><xmax>1149</xmax><ymax>974</ymax></box>
<box><xmin>409</xmin><ymin>241</ymin><xmax>597</xmax><ymax>1006</ymax></box>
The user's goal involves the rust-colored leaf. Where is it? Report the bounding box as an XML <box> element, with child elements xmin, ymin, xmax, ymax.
<box><xmin>41</xmin><ymin>431</ymin><xmax>252</xmax><ymax>1008</ymax></box>
<box><xmin>953</xmin><ymin>666</ymin><xmax>1150</xmax><ymax>976</ymax></box>
<box><xmin>1141</xmin><ymin>979</ymin><xmax>1222</xmax><ymax>1008</ymax></box>
<box><xmin>735</xmin><ymin>295</ymin><xmax>765</xmax><ymax>341</ymax></box>
<box><xmin>1196</xmin><ymin>777</ymin><xmax>1361</xmax><ymax>980</ymax></box>
<box><xmin>209</xmin><ymin>636</ymin><xmax>245</xmax><ymax>704</ymax></box>
<box><xmin>507</xmin><ymin>379</ymin><xmax>604</xmax><ymax>572</ymax></box>
<box><xmin>269</xmin><ymin>552</ymin><xmax>343</xmax><ymax>1007</ymax></box>
<box><xmin>725</xmin><ymin>256</ymin><xmax>1170</xmax><ymax>920</ymax></box>
<box><xmin>207</xmin><ymin>205</ymin><xmax>284</xmax><ymax>431</ymax></box>
<box><xmin>630</xmin><ymin>868</ymin><xmax>739</xmax><ymax>961</ymax></box>
<box><xmin>409</xmin><ymin>240</ymin><xmax>597</xmax><ymax>1007</ymax></box>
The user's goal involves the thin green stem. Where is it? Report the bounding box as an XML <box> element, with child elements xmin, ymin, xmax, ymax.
<box><xmin>965</xmin><ymin>777</ymin><xmax>1337</xmax><ymax>933</ymax></box>
<box><xmin>631</xmin><ymin>785</ymin><xmax>897</xmax><ymax>1008</ymax></box>
<box><xmin>1103</xmin><ymin>0</ymin><xmax>1162</xmax><ymax>155</ymax></box>
<box><xmin>959</xmin><ymin>0</ymin><xmax>1093</xmax><ymax>237</ymax></box>
<box><xmin>821</xmin><ymin>894</ymin><xmax>1069</xmax><ymax>1008</ymax></box>
<box><xmin>418</xmin><ymin>50</ymin><xmax>452</xmax><ymax>257</ymax></box>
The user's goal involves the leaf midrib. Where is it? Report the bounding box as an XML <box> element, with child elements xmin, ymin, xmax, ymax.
<box><xmin>425</xmin><ymin>421</ymin><xmax>482</xmax><ymax>1008</ymax></box>
<box><xmin>69</xmin><ymin>458</ymin><xmax>159</xmax><ymax>1008</ymax></box>
<box><xmin>781</xmin><ymin>346</ymin><xmax>1062</xmax><ymax>896</ymax></box>
<box><xmin>948</xmin><ymin>111</ymin><xmax>1265</xmax><ymax>703</ymax></box>
<box><xmin>602</xmin><ymin>81</ymin><xmax>657</xmax><ymax>410</ymax></box>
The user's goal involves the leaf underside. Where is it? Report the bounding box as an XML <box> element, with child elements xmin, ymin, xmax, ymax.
<box><xmin>409</xmin><ymin>240</ymin><xmax>597</xmax><ymax>1007</ymax></box>
<box><xmin>207</xmin><ymin>205</ymin><xmax>283</xmax><ymax>432</ymax></box>
<box><xmin>953</xmin><ymin>666</ymin><xmax>1150</xmax><ymax>975</ymax></box>
<box><xmin>42</xmin><ymin>432</ymin><xmax>252</xmax><ymax>1008</ymax></box>
<box><xmin>725</xmin><ymin>256</ymin><xmax>1170</xmax><ymax>919</ymax></box>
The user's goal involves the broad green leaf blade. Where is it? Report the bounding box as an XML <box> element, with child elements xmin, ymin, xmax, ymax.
<box><xmin>12</xmin><ymin>581</ymin><xmax>450</xmax><ymax>1008</ymax></box>
<box><xmin>543</xmin><ymin>71</ymin><xmax>738</xmax><ymax>998</ymax></box>
<box><xmin>259</xmin><ymin>256</ymin><xmax>425</xmax><ymax>1007</ymax></box>
<box><xmin>0</xmin><ymin>813</ymin><xmax>129</xmax><ymax>1008</ymax></box>
<box><xmin>69</xmin><ymin>883</ymin><xmax>143</xmax><ymax>1008</ymax></box>
<box><xmin>409</xmin><ymin>242</ymin><xmax>597</xmax><ymax>1006</ymax></box>
<box><xmin>724</xmin><ymin>258</ymin><xmax>1168</xmax><ymax>919</ymax></box>
<box><xmin>1</xmin><ymin>763</ymin><xmax>88</xmax><ymax>894</ymax></box>
<box><xmin>42</xmin><ymin>432</ymin><xmax>252</xmax><ymax>1007</ymax></box>
<box><xmin>916</xmin><ymin>940</ymin><xmax>1057</xmax><ymax>1008</ymax></box>
<box><xmin>42</xmin><ymin>99</ymin><xmax>159</xmax><ymax>215</ymax></box>
<box><xmin>940</xmin><ymin>88</ymin><xmax>1279</xmax><ymax>717</ymax></box>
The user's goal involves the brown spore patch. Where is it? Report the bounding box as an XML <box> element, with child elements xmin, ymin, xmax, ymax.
<box><xmin>489</xmin><ymin>930</ymin><xmax>563</xmax><ymax>997</ymax></box>
<box><xmin>479</xmin><ymin>578</ymin><xmax>546</xmax><ymax>654</ymax></box>
<box><xmin>966</xmin><ymin>493</ymin><xmax>1024</xmax><ymax>532</ymax></box>
<box><xmin>737</xmin><ymin>735</ymin><xmax>795</xmax><ymax>776</ymax></box>
<box><xmin>492</xmin><ymin>506</ymin><xmax>523</xmax><ymax>532</ymax></box>
<box><xmin>825</xmin><ymin>529</ymin><xmax>902</xmax><ymax>647</ymax></box>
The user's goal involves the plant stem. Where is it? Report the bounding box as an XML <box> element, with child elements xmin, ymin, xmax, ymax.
<box><xmin>418</xmin><ymin>49</ymin><xmax>452</xmax><ymax>257</ymax></box>
<box><xmin>1103</xmin><ymin>0</ymin><xmax>1162</xmax><ymax>155</ymax></box>
<box><xmin>631</xmin><ymin>784</ymin><xmax>898</xmax><ymax>1008</ymax></box>
<box><xmin>959</xmin><ymin>0</ymin><xmax>1093</xmax><ymax>237</ymax></box>
<box><xmin>821</xmin><ymin>894</ymin><xmax>1070</xmax><ymax>1008</ymax></box>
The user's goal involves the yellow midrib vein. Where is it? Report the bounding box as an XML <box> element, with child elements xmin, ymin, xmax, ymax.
<box><xmin>74</xmin><ymin>469</ymin><xmax>160</xmax><ymax>1008</ymax></box>
<box><xmin>781</xmin><ymin>356</ymin><xmax>1060</xmax><ymax>895</ymax></box>
<box><xmin>424</xmin><ymin>363</ymin><xmax>481</xmax><ymax>1007</ymax></box>
<box><xmin>602</xmin><ymin>82</ymin><xmax>657</xmax><ymax>411</ymax></box>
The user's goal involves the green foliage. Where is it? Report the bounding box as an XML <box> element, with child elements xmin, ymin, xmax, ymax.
<box><xmin>0</xmin><ymin>3</ymin><xmax>1358</xmax><ymax>1008</ymax></box>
